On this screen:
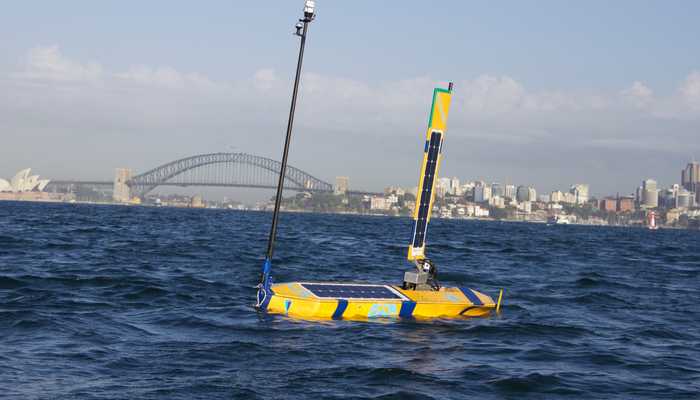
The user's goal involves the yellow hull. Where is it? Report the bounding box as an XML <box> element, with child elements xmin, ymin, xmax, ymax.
<box><xmin>264</xmin><ymin>282</ymin><xmax>496</xmax><ymax>320</ymax></box>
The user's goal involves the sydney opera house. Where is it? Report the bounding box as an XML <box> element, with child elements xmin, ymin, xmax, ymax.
<box><xmin>0</xmin><ymin>168</ymin><xmax>68</xmax><ymax>202</ymax></box>
<box><xmin>0</xmin><ymin>168</ymin><xmax>50</xmax><ymax>193</ymax></box>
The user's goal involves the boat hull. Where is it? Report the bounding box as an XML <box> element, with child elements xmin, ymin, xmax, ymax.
<box><xmin>264</xmin><ymin>282</ymin><xmax>496</xmax><ymax>320</ymax></box>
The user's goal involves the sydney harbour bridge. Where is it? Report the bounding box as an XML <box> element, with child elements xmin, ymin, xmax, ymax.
<box><xmin>47</xmin><ymin>152</ymin><xmax>372</xmax><ymax>200</ymax></box>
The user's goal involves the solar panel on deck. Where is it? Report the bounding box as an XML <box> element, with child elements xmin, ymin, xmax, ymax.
<box><xmin>301</xmin><ymin>283</ymin><xmax>403</xmax><ymax>300</ymax></box>
<box><xmin>412</xmin><ymin>130</ymin><xmax>443</xmax><ymax>249</ymax></box>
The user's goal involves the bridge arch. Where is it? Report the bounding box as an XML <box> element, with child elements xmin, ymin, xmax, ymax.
<box><xmin>127</xmin><ymin>152</ymin><xmax>333</xmax><ymax>197</ymax></box>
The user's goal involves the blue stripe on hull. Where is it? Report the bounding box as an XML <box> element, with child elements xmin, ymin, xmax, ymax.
<box><xmin>399</xmin><ymin>301</ymin><xmax>417</xmax><ymax>318</ymax></box>
<box><xmin>460</xmin><ymin>288</ymin><xmax>483</xmax><ymax>306</ymax></box>
<box><xmin>332</xmin><ymin>299</ymin><xmax>348</xmax><ymax>320</ymax></box>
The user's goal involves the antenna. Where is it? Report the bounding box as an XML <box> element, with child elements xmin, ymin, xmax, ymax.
<box><xmin>257</xmin><ymin>0</ymin><xmax>316</xmax><ymax>309</ymax></box>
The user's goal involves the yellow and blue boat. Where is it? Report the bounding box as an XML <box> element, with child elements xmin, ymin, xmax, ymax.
<box><xmin>256</xmin><ymin>2</ymin><xmax>501</xmax><ymax>321</ymax></box>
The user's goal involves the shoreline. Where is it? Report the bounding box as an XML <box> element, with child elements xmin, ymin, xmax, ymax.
<box><xmin>2</xmin><ymin>198</ymin><xmax>695</xmax><ymax>230</ymax></box>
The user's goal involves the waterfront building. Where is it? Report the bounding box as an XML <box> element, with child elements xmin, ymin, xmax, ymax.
<box><xmin>504</xmin><ymin>184</ymin><xmax>516</xmax><ymax>200</ymax></box>
<box><xmin>384</xmin><ymin>185</ymin><xmax>405</xmax><ymax>196</ymax></box>
<box><xmin>550</xmin><ymin>190</ymin><xmax>564</xmax><ymax>203</ymax></box>
<box><xmin>682</xmin><ymin>161</ymin><xmax>700</xmax><ymax>203</ymax></box>
<box><xmin>518</xmin><ymin>201</ymin><xmax>532</xmax><ymax>214</ymax></box>
<box><xmin>10</xmin><ymin>169</ymin><xmax>29</xmax><ymax>192</ymax></box>
<box><xmin>475</xmin><ymin>206</ymin><xmax>490</xmax><ymax>217</ymax></box>
<box><xmin>491</xmin><ymin>182</ymin><xmax>503</xmax><ymax>198</ymax></box>
<box><xmin>437</xmin><ymin>177</ymin><xmax>451</xmax><ymax>198</ymax></box>
<box><xmin>600</xmin><ymin>198</ymin><xmax>617</xmax><ymax>212</ymax></box>
<box><xmin>370</xmin><ymin>196</ymin><xmax>388</xmax><ymax>210</ymax></box>
<box><xmin>671</xmin><ymin>183</ymin><xmax>681</xmax><ymax>196</ymax></box>
<box><xmin>570</xmin><ymin>184</ymin><xmax>589</xmax><ymax>205</ymax></box>
<box><xmin>659</xmin><ymin>189</ymin><xmax>674</xmax><ymax>209</ymax></box>
<box><xmin>548</xmin><ymin>202</ymin><xmax>563</xmax><ymax>211</ymax></box>
<box><xmin>0</xmin><ymin>168</ymin><xmax>50</xmax><ymax>193</ymax></box>
<box><xmin>617</xmin><ymin>197</ymin><xmax>635</xmax><ymax>212</ymax></box>
<box><xmin>516</xmin><ymin>185</ymin><xmax>530</xmax><ymax>202</ymax></box>
<box><xmin>563</xmin><ymin>192</ymin><xmax>577</xmax><ymax>204</ymax></box>
<box><xmin>635</xmin><ymin>186</ymin><xmax>643</xmax><ymax>206</ymax></box>
<box><xmin>528</xmin><ymin>187</ymin><xmax>537</xmax><ymax>203</ymax></box>
<box><xmin>666</xmin><ymin>208</ymin><xmax>682</xmax><ymax>225</ymax></box>
<box><xmin>450</xmin><ymin>177</ymin><xmax>461</xmax><ymax>196</ymax></box>
<box><xmin>474</xmin><ymin>185</ymin><xmax>492</xmax><ymax>203</ymax></box>
<box><xmin>334</xmin><ymin>176</ymin><xmax>349</xmax><ymax>195</ymax></box>
<box><xmin>190</xmin><ymin>195</ymin><xmax>205</xmax><ymax>208</ymax></box>
<box><xmin>489</xmin><ymin>195</ymin><xmax>505</xmax><ymax>208</ymax></box>
<box><xmin>538</xmin><ymin>194</ymin><xmax>550</xmax><ymax>203</ymax></box>
<box><xmin>460</xmin><ymin>182</ymin><xmax>475</xmax><ymax>197</ymax></box>
<box><xmin>642</xmin><ymin>179</ymin><xmax>659</xmax><ymax>208</ymax></box>
<box><xmin>677</xmin><ymin>189</ymin><xmax>692</xmax><ymax>209</ymax></box>
<box><xmin>464</xmin><ymin>204</ymin><xmax>489</xmax><ymax>218</ymax></box>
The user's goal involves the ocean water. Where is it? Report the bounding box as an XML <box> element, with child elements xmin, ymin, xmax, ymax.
<box><xmin>1</xmin><ymin>201</ymin><xmax>699</xmax><ymax>399</ymax></box>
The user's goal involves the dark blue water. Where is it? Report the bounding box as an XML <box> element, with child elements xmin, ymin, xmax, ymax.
<box><xmin>1</xmin><ymin>201</ymin><xmax>699</xmax><ymax>399</ymax></box>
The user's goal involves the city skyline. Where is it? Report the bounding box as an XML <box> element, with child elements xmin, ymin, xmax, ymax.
<box><xmin>1</xmin><ymin>156</ymin><xmax>697</xmax><ymax>204</ymax></box>
<box><xmin>1</xmin><ymin>1</ymin><xmax>700</xmax><ymax>199</ymax></box>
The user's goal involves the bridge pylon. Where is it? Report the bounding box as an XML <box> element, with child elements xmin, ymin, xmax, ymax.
<box><xmin>113</xmin><ymin>168</ymin><xmax>133</xmax><ymax>203</ymax></box>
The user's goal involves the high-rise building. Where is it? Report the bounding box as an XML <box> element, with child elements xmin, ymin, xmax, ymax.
<box><xmin>682</xmin><ymin>161</ymin><xmax>700</xmax><ymax>203</ymax></box>
<box><xmin>450</xmin><ymin>177</ymin><xmax>461</xmax><ymax>196</ymax></box>
<box><xmin>550</xmin><ymin>190</ymin><xmax>563</xmax><ymax>203</ymax></box>
<box><xmin>437</xmin><ymin>177</ymin><xmax>451</xmax><ymax>197</ymax></box>
<box><xmin>528</xmin><ymin>187</ymin><xmax>537</xmax><ymax>203</ymax></box>
<box><xmin>474</xmin><ymin>184</ymin><xmax>492</xmax><ymax>203</ymax></box>
<box><xmin>504</xmin><ymin>184</ymin><xmax>516</xmax><ymax>200</ymax></box>
<box><xmin>635</xmin><ymin>186</ymin><xmax>643</xmax><ymax>205</ymax></box>
<box><xmin>570</xmin><ymin>184</ymin><xmax>589</xmax><ymax>205</ymax></box>
<box><xmin>491</xmin><ymin>182</ymin><xmax>503</xmax><ymax>198</ymax></box>
<box><xmin>677</xmin><ymin>189</ymin><xmax>692</xmax><ymax>209</ymax></box>
<box><xmin>334</xmin><ymin>176</ymin><xmax>349</xmax><ymax>195</ymax></box>
<box><xmin>460</xmin><ymin>182</ymin><xmax>475</xmax><ymax>198</ymax></box>
<box><xmin>516</xmin><ymin>185</ymin><xmax>532</xmax><ymax>202</ymax></box>
<box><xmin>660</xmin><ymin>189</ymin><xmax>676</xmax><ymax>209</ymax></box>
<box><xmin>642</xmin><ymin>179</ymin><xmax>659</xmax><ymax>208</ymax></box>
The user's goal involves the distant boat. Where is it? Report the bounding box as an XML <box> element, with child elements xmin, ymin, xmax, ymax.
<box><xmin>547</xmin><ymin>215</ymin><xmax>571</xmax><ymax>225</ymax></box>
<box><xmin>647</xmin><ymin>211</ymin><xmax>659</xmax><ymax>230</ymax></box>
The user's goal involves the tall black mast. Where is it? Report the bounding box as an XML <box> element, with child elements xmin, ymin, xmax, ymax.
<box><xmin>258</xmin><ymin>1</ymin><xmax>316</xmax><ymax>308</ymax></box>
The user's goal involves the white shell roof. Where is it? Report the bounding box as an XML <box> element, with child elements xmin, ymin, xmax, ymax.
<box><xmin>2</xmin><ymin>169</ymin><xmax>50</xmax><ymax>192</ymax></box>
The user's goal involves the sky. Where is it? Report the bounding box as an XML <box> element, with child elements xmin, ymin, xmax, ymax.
<box><xmin>1</xmin><ymin>0</ymin><xmax>699</xmax><ymax>200</ymax></box>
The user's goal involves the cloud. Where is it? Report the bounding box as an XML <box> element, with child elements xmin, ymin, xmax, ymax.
<box><xmin>116</xmin><ymin>65</ymin><xmax>217</xmax><ymax>90</ymax></box>
<box><xmin>252</xmin><ymin>68</ymin><xmax>278</xmax><ymax>91</ymax></box>
<box><xmin>15</xmin><ymin>45</ymin><xmax>220</xmax><ymax>92</ymax></box>
<box><xmin>1</xmin><ymin>45</ymin><xmax>699</xmax><ymax>196</ymax></box>
<box><xmin>11</xmin><ymin>46</ymin><xmax>700</xmax><ymax>123</ymax></box>
<box><xmin>680</xmin><ymin>70</ymin><xmax>700</xmax><ymax>110</ymax></box>
<box><xmin>18</xmin><ymin>45</ymin><xmax>103</xmax><ymax>82</ymax></box>
<box><xmin>621</xmin><ymin>81</ymin><xmax>654</xmax><ymax>108</ymax></box>
<box><xmin>459</xmin><ymin>75</ymin><xmax>527</xmax><ymax>113</ymax></box>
